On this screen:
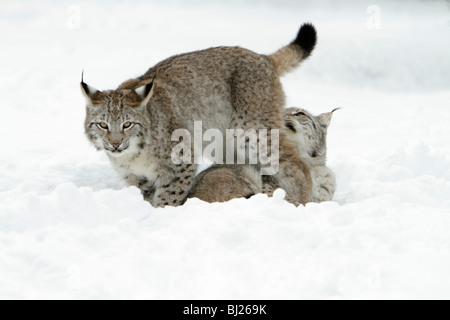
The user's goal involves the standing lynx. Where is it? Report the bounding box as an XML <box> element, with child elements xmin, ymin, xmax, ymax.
<box><xmin>81</xmin><ymin>24</ymin><xmax>317</xmax><ymax>207</ymax></box>
<box><xmin>189</xmin><ymin>107</ymin><xmax>337</xmax><ymax>203</ymax></box>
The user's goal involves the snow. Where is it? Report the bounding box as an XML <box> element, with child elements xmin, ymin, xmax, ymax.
<box><xmin>1</xmin><ymin>0</ymin><xmax>450</xmax><ymax>299</ymax></box>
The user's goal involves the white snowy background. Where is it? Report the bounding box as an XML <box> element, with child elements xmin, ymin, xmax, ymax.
<box><xmin>1</xmin><ymin>0</ymin><xmax>450</xmax><ymax>299</ymax></box>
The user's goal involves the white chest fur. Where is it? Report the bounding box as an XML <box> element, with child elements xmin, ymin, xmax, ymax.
<box><xmin>110</xmin><ymin>151</ymin><xmax>159</xmax><ymax>182</ymax></box>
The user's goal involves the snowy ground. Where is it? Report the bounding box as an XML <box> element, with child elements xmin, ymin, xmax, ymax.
<box><xmin>1</xmin><ymin>0</ymin><xmax>450</xmax><ymax>299</ymax></box>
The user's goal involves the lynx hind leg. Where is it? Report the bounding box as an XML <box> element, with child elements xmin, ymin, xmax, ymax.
<box><xmin>267</xmin><ymin>133</ymin><xmax>313</xmax><ymax>205</ymax></box>
<box><xmin>229</xmin><ymin>129</ymin><xmax>311</xmax><ymax>205</ymax></box>
<box><xmin>228</xmin><ymin>60</ymin><xmax>311</xmax><ymax>204</ymax></box>
<box><xmin>311</xmin><ymin>166</ymin><xmax>336</xmax><ymax>202</ymax></box>
<box><xmin>189</xmin><ymin>165</ymin><xmax>261</xmax><ymax>203</ymax></box>
<box><xmin>237</xmin><ymin>123</ymin><xmax>312</xmax><ymax>205</ymax></box>
<box><xmin>151</xmin><ymin>163</ymin><xmax>198</xmax><ymax>208</ymax></box>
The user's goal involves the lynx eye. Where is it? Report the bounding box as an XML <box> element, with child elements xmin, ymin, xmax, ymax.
<box><xmin>123</xmin><ymin>122</ymin><xmax>133</xmax><ymax>129</ymax></box>
<box><xmin>285</xmin><ymin>121</ymin><xmax>297</xmax><ymax>133</ymax></box>
<box><xmin>97</xmin><ymin>122</ymin><xmax>109</xmax><ymax>130</ymax></box>
<box><xmin>294</xmin><ymin>111</ymin><xmax>307</xmax><ymax>117</ymax></box>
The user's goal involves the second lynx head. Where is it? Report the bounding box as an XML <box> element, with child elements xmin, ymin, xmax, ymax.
<box><xmin>284</xmin><ymin>107</ymin><xmax>339</xmax><ymax>166</ymax></box>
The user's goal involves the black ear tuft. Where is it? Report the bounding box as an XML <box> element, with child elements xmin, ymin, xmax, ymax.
<box><xmin>80</xmin><ymin>72</ymin><xmax>100</xmax><ymax>100</ymax></box>
<box><xmin>80</xmin><ymin>70</ymin><xmax>92</xmax><ymax>96</ymax></box>
<box><xmin>292</xmin><ymin>23</ymin><xmax>317</xmax><ymax>57</ymax></box>
<box><xmin>81</xmin><ymin>70</ymin><xmax>88</xmax><ymax>93</ymax></box>
<box><xmin>81</xmin><ymin>81</ymin><xmax>90</xmax><ymax>95</ymax></box>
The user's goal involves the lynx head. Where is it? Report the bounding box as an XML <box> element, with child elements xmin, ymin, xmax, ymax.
<box><xmin>81</xmin><ymin>76</ymin><xmax>154</xmax><ymax>158</ymax></box>
<box><xmin>284</xmin><ymin>107</ymin><xmax>339</xmax><ymax>166</ymax></box>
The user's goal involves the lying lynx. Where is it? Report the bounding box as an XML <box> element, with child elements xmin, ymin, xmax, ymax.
<box><xmin>189</xmin><ymin>107</ymin><xmax>337</xmax><ymax>203</ymax></box>
<box><xmin>267</xmin><ymin>107</ymin><xmax>338</xmax><ymax>202</ymax></box>
<box><xmin>81</xmin><ymin>24</ymin><xmax>317</xmax><ymax>207</ymax></box>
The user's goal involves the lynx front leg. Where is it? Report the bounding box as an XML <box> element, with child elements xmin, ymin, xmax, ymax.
<box><xmin>151</xmin><ymin>163</ymin><xmax>198</xmax><ymax>208</ymax></box>
<box><xmin>276</xmin><ymin>158</ymin><xmax>312</xmax><ymax>206</ymax></box>
<box><xmin>121</xmin><ymin>174</ymin><xmax>157</xmax><ymax>203</ymax></box>
<box><xmin>311</xmin><ymin>166</ymin><xmax>336</xmax><ymax>203</ymax></box>
<box><xmin>262</xmin><ymin>176</ymin><xmax>277</xmax><ymax>197</ymax></box>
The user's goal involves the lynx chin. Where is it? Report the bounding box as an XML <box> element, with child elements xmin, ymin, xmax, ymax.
<box><xmin>81</xmin><ymin>23</ymin><xmax>317</xmax><ymax>208</ymax></box>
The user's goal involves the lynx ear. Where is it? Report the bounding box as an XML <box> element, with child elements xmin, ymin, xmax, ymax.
<box><xmin>135</xmin><ymin>82</ymin><xmax>154</xmax><ymax>108</ymax></box>
<box><xmin>80</xmin><ymin>72</ymin><xmax>101</xmax><ymax>102</ymax></box>
<box><xmin>80</xmin><ymin>82</ymin><xmax>100</xmax><ymax>100</ymax></box>
<box><xmin>318</xmin><ymin>113</ymin><xmax>333</xmax><ymax>128</ymax></box>
<box><xmin>318</xmin><ymin>108</ymin><xmax>340</xmax><ymax>128</ymax></box>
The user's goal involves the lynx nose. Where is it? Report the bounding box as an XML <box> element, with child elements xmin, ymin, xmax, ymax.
<box><xmin>111</xmin><ymin>142</ymin><xmax>121</xmax><ymax>149</ymax></box>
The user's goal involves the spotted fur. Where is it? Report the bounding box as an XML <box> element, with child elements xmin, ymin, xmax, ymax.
<box><xmin>189</xmin><ymin>108</ymin><xmax>337</xmax><ymax>203</ymax></box>
<box><xmin>82</xmin><ymin>24</ymin><xmax>317</xmax><ymax>207</ymax></box>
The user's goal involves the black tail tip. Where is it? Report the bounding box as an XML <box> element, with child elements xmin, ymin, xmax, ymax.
<box><xmin>293</xmin><ymin>23</ymin><xmax>317</xmax><ymax>56</ymax></box>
